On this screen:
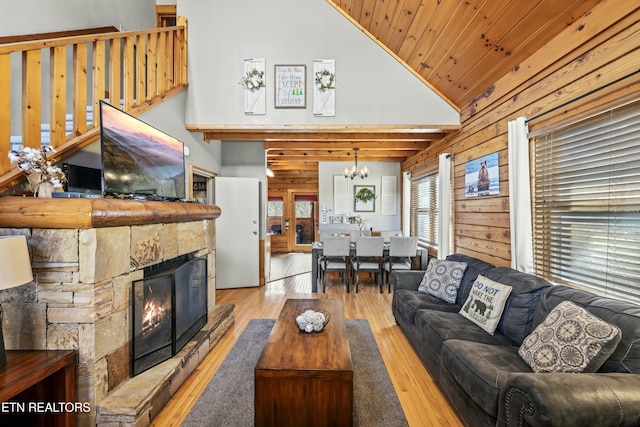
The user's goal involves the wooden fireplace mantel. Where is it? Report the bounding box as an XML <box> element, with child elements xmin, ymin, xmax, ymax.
<box><xmin>0</xmin><ymin>196</ymin><xmax>221</xmax><ymax>229</ymax></box>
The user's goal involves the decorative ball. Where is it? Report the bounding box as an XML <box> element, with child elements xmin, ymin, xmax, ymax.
<box><xmin>294</xmin><ymin>309</ymin><xmax>329</xmax><ymax>333</ymax></box>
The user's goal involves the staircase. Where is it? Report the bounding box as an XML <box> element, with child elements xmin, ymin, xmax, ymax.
<box><xmin>0</xmin><ymin>18</ymin><xmax>189</xmax><ymax>193</ymax></box>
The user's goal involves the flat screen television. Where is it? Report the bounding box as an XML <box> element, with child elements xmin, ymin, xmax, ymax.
<box><xmin>99</xmin><ymin>101</ymin><xmax>186</xmax><ymax>199</ymax></box>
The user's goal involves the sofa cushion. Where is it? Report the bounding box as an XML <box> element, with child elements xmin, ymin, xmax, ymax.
<box><xmin>392</xmin><ymin>289</ymin><xmax>461</xmax><ymax>326</ymax></box>
<box><xmin>459</xmin><ymin>275</ymin><xmax>512</xmax><ymax>335</ymax></box>
<box><xmin>418</xmin><ymin>259</ymin><xmax>468</xmax><ymax>303</ymax></box>
<box><xmin>533</xmin><ymin>285</ymin><xmax>640</xmax><ymax>373</ymax></box>
<box><xmin>414</xmin><ymin>309</ymin><xmax>515</xmax><ymax>357</ymax></box>
<box><xmin>519</xmin><ymin>301</ymin><xmax>621</xmax><ymax>373</ymax></box>
<box><xmin>445</xmin><ymin>254</ymin><xmax>495</xmax><ymax>306</ymax></box>
<box><xmin>441</xmin><ymin>339</ymin><xmax>532</xmax><ymax>417</ymax></box>
<box><xmin>484</xmin><ymin>267</ymin><xmax>552</xmax><ymax>345</ymax></box>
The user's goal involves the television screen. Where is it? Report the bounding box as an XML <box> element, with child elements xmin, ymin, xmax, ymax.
<box><xmin>99</xmin><ymin>101</ymin><xmax>186</xmax><ymax>199</ymax></box>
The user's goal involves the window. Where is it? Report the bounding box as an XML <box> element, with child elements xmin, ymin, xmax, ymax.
<box><xmin>295</xmin><ymin>201</ymin><xmax>312</xmax><ymax>218</ymax></box>
<box><xmin>411</xmin><ymin>170</ymin><xmax>439</xmax><ymax>248</ymax></box>
<box><xmin>267</xmin><ymin>198</ymin><xmax>283</xmax><ymax>234</ymax></box>
<box><xmin>532</xmin><ymin>100</ymin><xmax>640</xmax><ymax>304</ymax></box>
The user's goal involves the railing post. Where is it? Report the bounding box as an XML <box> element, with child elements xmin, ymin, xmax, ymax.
<box><xmin>0</xmin><ymin>53</ymin><xmax>10</xmax><ymax>174</ymax></box>
<box><xmin>22</xmin><ymin>50</ymin><xmax>42</xmax><ymax>149</ymax></box>
<box><xmin>109</xmin><ymin>38</ymin><xmax>122</xmax><ymax>109</ymax></box>
<box><xmin>50</xmin><ymin>46</ymin><xmax>67</xmax><ymax>149</ymax></box>
<box><xmin>93</xmin><ymin>39</ymin><xmax>106</xmax><ymax>127</ymax></box>
<box><xmin>73</xmin><ymin>43</ymin><xmax>88</xmax><ymax>135</ymax></box>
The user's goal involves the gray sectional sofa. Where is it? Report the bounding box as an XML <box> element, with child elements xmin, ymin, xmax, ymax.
<box><xmin>391</xmin><ymin>253</ymin><xmax>640</xmax><ymax>427</ymax></box>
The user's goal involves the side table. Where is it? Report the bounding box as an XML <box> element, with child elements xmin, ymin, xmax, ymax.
<box><xmin>0</xmin><ymin>350</ymin><xmax>77</xmax><ymax>427</ymax></box>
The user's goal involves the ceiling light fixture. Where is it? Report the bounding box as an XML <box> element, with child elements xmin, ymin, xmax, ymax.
<box><xmin>266</xmin><ymin>166</ymin><xmax>274</xmax><ymax>178</ymax></box>
<box><xmin>344</xmin><ymin>148</ymin><xmax>368</xmax><ymax>179</ymax></box>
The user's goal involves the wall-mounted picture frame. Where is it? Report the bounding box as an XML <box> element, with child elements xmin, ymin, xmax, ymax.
<box><xmin>465</xmin><ymin>152</ymin><xmax>500</xmax><ymax>197</ymax></box>
<box><xmin>330</xmin><ymin>215</ymin><xmax>344</xmax><ymax>224</ymax></box>
<box><xmin>313</xmin><ymin>59</ymin><xmax>335</xmax><ymax>116</ymax></box>
<box><xmin>354</xmin><ymin>185</ymin><xmax>375</xmax><ymax>212</ymax></box>
<box><xmin>242</xmin><ymin>58</ymin><xmax>266</xmax><ymax>115</ymax></box>
<box><xmin>274</xmin><ymin>64</ymin><xmax>306</xmax><ymax>108</ymax></box>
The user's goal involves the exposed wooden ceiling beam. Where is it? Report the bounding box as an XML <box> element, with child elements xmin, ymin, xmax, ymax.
<box><xmin>264</xmin><ymin>140</ymin><xmax>434</xmax><ymax>149</ymax></box>
<box><xmin>187</xmin><ymin>124</ymin><xmax>458</xmax><ymax>142</ymax></box>
<box><xmin>267</xmin><ymin>149</ymin><xmax>418</xmax><ymax>157</ymax></box>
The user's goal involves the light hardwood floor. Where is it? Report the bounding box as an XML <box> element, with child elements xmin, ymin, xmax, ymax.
<box><xmin>151</xmin><ymin>254</ymin><xmax>463</xmax><ymax>427</ymax></box>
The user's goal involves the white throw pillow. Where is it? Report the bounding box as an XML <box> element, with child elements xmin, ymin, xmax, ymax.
<box><xmin>459</xmin><ymin>275</ymin><xmax>512</xmax><ymax>335</ymax></box>
<box><xmin>518</xmin><ymin>301</ymin><xmax>621</xmax><ymax>373</ymax></box>
<box><xmin>417</xmin><ymin>259</ymin><xmax>468</xmax><ymax>304</ymax></box>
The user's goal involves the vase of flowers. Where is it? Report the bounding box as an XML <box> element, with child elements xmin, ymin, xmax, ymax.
<box><xmin>8</xmin><ymin>145</ymin><xmax>67</xmax><ymax>197</ymax></box>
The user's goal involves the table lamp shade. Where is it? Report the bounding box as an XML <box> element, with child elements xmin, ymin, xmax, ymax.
<box><xmin>0</xmin><ymin>236</ymin><xmax>33</xmax><ymax>290</ymax></box>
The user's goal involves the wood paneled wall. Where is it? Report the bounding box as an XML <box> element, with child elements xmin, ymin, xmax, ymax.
<box><xmin>402</xmin><ymin>0</ymin><xmax>640</xmax><ymax>267</ymax></box>
<box><xmin>267</xmin><ymin>167</ymin><xmax>319</xmax><ymax>253</ymax></box>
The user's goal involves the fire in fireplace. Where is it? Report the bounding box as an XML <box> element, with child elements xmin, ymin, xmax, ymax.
<box><xmin>132</xmin><ymin>255</ymin><xmax>208</xmax><ymax>376</ymax></box>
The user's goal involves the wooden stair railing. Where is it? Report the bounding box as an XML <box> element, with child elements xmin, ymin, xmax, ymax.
<box><xmin>0</xmin><ymin>16</ymin><xmax>189</xmax><ymax>193</ymax></box>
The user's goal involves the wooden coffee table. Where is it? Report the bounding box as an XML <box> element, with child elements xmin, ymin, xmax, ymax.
<box><xmin>255</xmin><ymin>298</ymin><xmax>353</xmax><ymax>427</ymax></box>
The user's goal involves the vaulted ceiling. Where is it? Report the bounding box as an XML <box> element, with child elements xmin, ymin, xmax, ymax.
<box><xmin>329</xmin><ymin>0</ymin><xmax>603</xmax><ymax>109</ymax></box>
<box><xmin>205</xmin><ymin>0</ymin><xmax>605</xmax><ymax>174</ymax></box>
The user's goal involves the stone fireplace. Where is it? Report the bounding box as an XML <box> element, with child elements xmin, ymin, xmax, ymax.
<box><xmin>0</xmin><ymin>197</ymin><xmax>234</xmax><ymax>426</ymax></box>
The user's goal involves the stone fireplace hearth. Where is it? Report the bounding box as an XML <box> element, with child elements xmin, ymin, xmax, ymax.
<box><xmin>0</xmin><ymin>197</ymin><xmax>233</xmax><ymax>426</ymax></box>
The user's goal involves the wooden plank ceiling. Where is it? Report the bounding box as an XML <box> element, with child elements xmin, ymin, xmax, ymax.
<box><xmin>200</xmin><ymin>0</ymin><xmax>604</xmax><ymax>174</ymax></box>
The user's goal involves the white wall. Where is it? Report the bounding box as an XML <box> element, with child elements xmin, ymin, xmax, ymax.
<box><xmin>0</xmin><ymin>0</ymin><xmax>155</xmax><ymax>36</ymax></box>
<box><xmin>318</xmin><ymin>161</ymin><xmax>401</xmax><ymax>231</ymax></box>
<box><xmin>179</xmin><ymin>0</ymin><xmax>459</xmax><ymax>126</ymax></box>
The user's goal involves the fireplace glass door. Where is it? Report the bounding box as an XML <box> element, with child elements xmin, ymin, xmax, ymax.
<box><xmin>132</xmin><ymin>256</ymin><xmax>208</xmax><ymax>376</ymax></box>
<box><xmin>133</xmin><ymin>273</ymin><xmax>173</xmax><ymax>375</ymax></box>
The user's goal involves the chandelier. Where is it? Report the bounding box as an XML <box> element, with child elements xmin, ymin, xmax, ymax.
<box><xmin>344</xmin><ymin>148</ymin><xmax>368</xmax><ymax>179</ymax></box>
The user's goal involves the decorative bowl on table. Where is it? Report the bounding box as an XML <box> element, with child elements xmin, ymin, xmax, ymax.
<box><xmin>293</xmin><ymin>308</ymin><xmax>330</xmax><ymax>333</ymax></box>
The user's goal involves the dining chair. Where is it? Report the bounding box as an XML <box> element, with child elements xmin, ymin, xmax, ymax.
<box><xmin>319</xmin><ymin>236</ymin><xmax>352</xmax><ymax>293</ymax></box>
<box><xmin>351</xmin><ymin>236</ymin><xmax>385</xmax><ymax>293</ymax></box>
<box><xmin>380</xmin><ymin>230</ymin><xmax>403</xmax><ymax>243</ymax></box>
<box><xmin>382</xmin><ymin>236</ymin><xmax>419</xmax><ymax>292</ymax></box>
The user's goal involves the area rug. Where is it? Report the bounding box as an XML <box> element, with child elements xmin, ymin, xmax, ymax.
<box><xmin>182</xmin><ymin>319</ymin><xmax>408</xmax><ymax>427</ymax></box>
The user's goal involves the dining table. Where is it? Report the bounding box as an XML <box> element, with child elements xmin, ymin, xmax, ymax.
<box><xmin>311</xmin><ymin>241</ymin><xmax>428</xmax><ymax>292</ymax></box>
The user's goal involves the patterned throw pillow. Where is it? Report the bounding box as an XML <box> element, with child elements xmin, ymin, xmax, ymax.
<box><xmin>459</xmin><ymin>275</ymin><xmax>512</xmax><ymax>335</ymax></box>
<box><xmin>417</xmin><ymin>259</ymin><xmax>468</xmax><ymax>304</ymax></box>
<box><xmin>518</xmin><ymin>301</ymin><xmax>621</xmax><ymax>373</ymax></box>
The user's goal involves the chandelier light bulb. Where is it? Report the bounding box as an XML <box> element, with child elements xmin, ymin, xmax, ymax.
<box><xmin>344</xmin><ymin>148</ymin><xmax>368</xmax><ymax>179</ymax></box>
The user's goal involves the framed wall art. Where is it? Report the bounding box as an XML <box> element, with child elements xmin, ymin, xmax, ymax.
<box><xmin>354</xmin><ymin>185</ymin><xmax>375</xmax><ymax>212</ymax></box>
<box><xmin>465</xmin><ymin>152</ymin><xmax>500</xmax><ymax>197</ymax></box>
<box><xmin>313</xmin><ymin>59</ymin><xmax>335</xmax><ymax>116</ymax></box>
<box><xmin>274</xmin><ymin>64</ymin><xmax>306</xmax><ymax>108</ymax></box>
<box><xmin>241</xmin><ymin>58</ymin><xmax>266</xmax><ymax>115</ymax></box>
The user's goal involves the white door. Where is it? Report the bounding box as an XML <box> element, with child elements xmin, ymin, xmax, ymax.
<box><xmin>215</xmin><ymin>177</ymin><xmax>260</xmax><ymax>288</ymax></box>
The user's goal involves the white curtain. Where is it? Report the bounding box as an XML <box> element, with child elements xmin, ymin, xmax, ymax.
<box><xmin>437</xmin><ymin>153</ymin><xmax>452</xmax><ymax>259</ymax></box>
<box><xmin>508</xmin><ymin>117</ymin><xmax>533</xmax><ymax>273</ymax></box>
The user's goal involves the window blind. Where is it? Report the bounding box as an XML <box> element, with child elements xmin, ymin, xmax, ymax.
<box><xmin>532</xmin><ymin>101</ymin><xmax>640</xmax><ymax>304</ymax></box>
<box><xmin>410</xmin><ymin>171</ymin><xmax>439</xmax><ymax>248</ymax></box>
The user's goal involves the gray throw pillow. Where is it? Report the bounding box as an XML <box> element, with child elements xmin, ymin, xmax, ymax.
<box><xmin>418</xmin><ymin>259</ymin><xmax>467</xmax><ymax>304</ymax></box>
<box><xmin>519</xmin><ymin>301</ymin><xmax>622</xmax><ymax>373</ymax></box>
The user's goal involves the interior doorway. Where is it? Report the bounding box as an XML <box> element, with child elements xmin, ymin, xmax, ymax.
<box><xmin>188</xmin><ymin>165</ymin><xmax>216</xmax><ymax>204</ymax></box>
<box><xmin>267</xmin><ymin>191</ymin><xmax>318</xmax><ymax>253</ymax></box>
<box><xmin>292</xmin><ymin>193</ymin><xmax>318</xmax><ymax>252</ymax></box>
